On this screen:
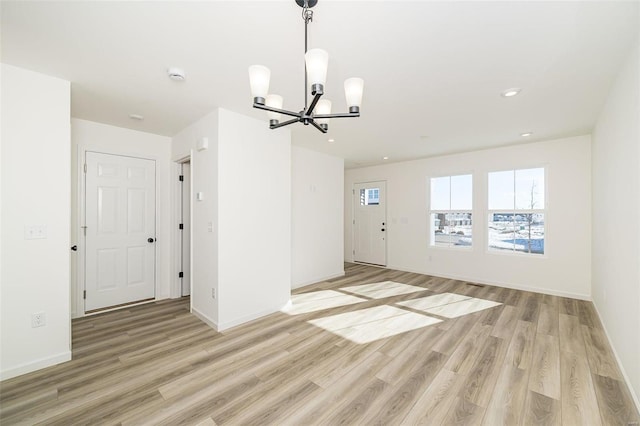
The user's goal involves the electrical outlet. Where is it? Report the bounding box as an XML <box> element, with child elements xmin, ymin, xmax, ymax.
<box><xmin>31</xmin><ymin>312</ymin><xmax>46</xmax><ymax>328</ymax></box>
<box><xmin>212</xmin><ymin>288</ymin><xmax>216</xmax><ymax>299</ymax></box>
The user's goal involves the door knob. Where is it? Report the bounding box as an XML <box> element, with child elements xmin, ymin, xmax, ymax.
<box><xmin>148</xmin><ymin>238</ymin><xmax>155</xmax><ymax>243</ymax></box>
<box><xmin>71</xmin><ymin>245</ymin><xmax>78</xmax><ymax>251</ymax></box>
<box><xmin>381</xmin><ymin>228</ymin><xmax>385</xmax><ymax>232</ymax></box>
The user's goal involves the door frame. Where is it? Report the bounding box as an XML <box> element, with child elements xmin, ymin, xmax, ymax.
<box><xmin>171</xmin><ymin>153</ymin><xmax>194</xmax><ymax>311</ymax></box>
<box><xmin>352</xmin><ymin>180</ymin><xmax>388</xmax><ymax>267</ymax></box>
<box><xmin>75</xmin><ymin>146</ymin><xmax>160</xmax><ymax>317</ymax></box>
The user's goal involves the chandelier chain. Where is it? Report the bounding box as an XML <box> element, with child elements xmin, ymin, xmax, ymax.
<box><xmin>303</xmin><ymin>2</ymin><xmax>312</xmax><ymax>109</ymax></box>
<box><xmin>302</xmin><ymin>1</ymin><xmax>313</xmax><ymax>23</ymax></box>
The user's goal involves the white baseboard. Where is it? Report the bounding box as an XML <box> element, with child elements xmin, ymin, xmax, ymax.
<box><xmin>216</xmin><ymin>301</ymin><xmax>289</xmax><ymax>332</ymax></box>
<box><xmin>292</xmin><ymin>271</ymin><xmax>345</xmax><ymax>289</ymax></box>
<box><xmin>0</xmin><ymin>351</ymin><xmax>71</xmax><ymax>381</ymax></box>
<box><xmin>386</xmin><ymin>264</ymin><xmax>591</xmax><ymax>301</ymax></box>
<box><xmin>591</xmin><ymin>301</ymin><xmax>640</xmax><ymax>413</ymax></box>
<box><xmin>192</xmin><ymin>307</ymin><xmax>218</xmax><ymax>331</ymax></box>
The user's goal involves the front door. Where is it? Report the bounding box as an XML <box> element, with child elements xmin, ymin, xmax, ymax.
<box><xmin>84</xmin><ymin>152</ymin><xmax>156</xmax><ymax>312</ymax></box>
<box><xmin>353</xmin><ymin>181</ymin><xmax>386</xmax><ymax>266</ymax></box>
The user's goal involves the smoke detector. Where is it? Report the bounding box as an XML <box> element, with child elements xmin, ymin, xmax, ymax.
<box><xmin>167</xmin><ymin>67</ymin><xmax>186</xmax><ymax>81</ymax></box>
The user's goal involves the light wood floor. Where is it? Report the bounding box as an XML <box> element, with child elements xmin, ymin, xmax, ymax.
<box><xmin>1</xmin><ymin>263</ymin><xmax>638</xmax><ymax>425</ymax></box>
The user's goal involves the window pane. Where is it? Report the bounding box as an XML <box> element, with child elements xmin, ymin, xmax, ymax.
<box><xmin>489</xmin><ymin>212</ymin><xmax>544</xmax><ymax>254</ymax></box>
<box><xmin>514</xmin><ymin>213</ymin><xmax>544</xmax><ymax>254</ymax></box>
<box><xmin>450</xmin><ymin>174</ymin><xmax>472</xmax><ymax>210</ymax></box>
<box><xmin>488</xmin><ymin>212</ymin><xmax>516</xmax><ymax>251</ymax></box>
<box><xmin>430</xmin><ymin>176</ymin><xmax>450</xmax><ymax>210</ymax></box>
<box><xmin>431</xmin><ymin>212</ymin><xmax>472</xmax><ymax>247</ymax></box>
<box><xmin>488</xmin><ymin>170</ymin><xmax>514</xmax><ymax>209</ymax></box>
<box><xmin>515</xmin><ymin>168</ymin><xmax>544</xmax><ymax>209</ymax></box>
<box><xmin>367</xmin><ymin>188</ymin><xmax>379</xmax><ymax>205</ymax></box>
<box><xmin>360</xmin><ymin>188</ymin><xmax>380</xmax><ymax>206</ymax></box>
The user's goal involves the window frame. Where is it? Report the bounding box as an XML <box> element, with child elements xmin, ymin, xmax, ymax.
<box><xmin>487</xmin><ymin>166</ymin><xmax>547</xmax><ymax>257</ymax></box>
<box><xmin>428</xmin><ymin>173</ymin><xmax>474</xmax><ymax>250</ymax></box>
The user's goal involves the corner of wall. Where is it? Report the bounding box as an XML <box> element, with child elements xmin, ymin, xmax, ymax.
<box><xmin>590</xmin><ymin>40</ymin><xmax>640</xmax><ymax>411</ymax></box>
<box><xmin>1</xmin><ymin>64</ymin><xmax>71</xmax><ymax>378</ymax></box>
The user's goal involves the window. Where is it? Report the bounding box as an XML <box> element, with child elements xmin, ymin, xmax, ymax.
<box><xmin>429</xmin><ymin>174</ymin><xmax>472</xmax><ymax>247</ymax></box>
<box><xmin>488</xmin><ymin>168</ymin><xmax>545</xmax><ymax>254</ymax></box>
<box><xmin>360</xmin><ymin>188</ymin><xmax>379</xmax><ymax>206</ymax></box>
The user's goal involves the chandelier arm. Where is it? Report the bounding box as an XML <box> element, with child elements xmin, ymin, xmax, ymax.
<box><xmin>305</xmin><ymin>92</ymin><xmax>323</xmax><ymax>116</ymax></box>
<box><xmin>253</xmin><ymin>103</ymin><xmax>302</xmax><ymax>119</ymax></box>
<box><xmin>314</xmin><ymin>112</ymin><xmax>361</xmax><ymax>119</ymax></box>
<box><xmin>309</xmin><ymin>120</ymin><xmax>328</xmax><ymax>133</ymax></box>
<box><xmin>269</xmin><ymin>118</ymin><xmax>300</xmax><ymax>129</ymax></box>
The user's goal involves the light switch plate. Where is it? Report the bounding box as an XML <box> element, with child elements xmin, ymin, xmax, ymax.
<box><xmin>24</xmin><ymin>225</ymin><xmax>47</xmax><ymax>240</ymax></box>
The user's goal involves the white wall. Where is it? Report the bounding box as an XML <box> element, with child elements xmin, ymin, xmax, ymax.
<box><xmin>592</xmin><ymin>43</ymin><xmax>639</xmax><ymax>405</ymax></box>
<box><xmin>1</xmin><ymin>64</ymin><xmax>71</xmax><ymax>379</ymax></box>
<box><xmin>171</xmin><ymin>108</ymin><xmax>291</xmax><ymax>331</ymax></box>
<box><xmin>217</xmin><ymin>109</ymin><xmax>291</xmax><ymax>330</ymax></box>
<box><xmin>345</xmin><ymin>135</ymin><xmax>592</xmax><ymax>299</ymax></box>
<box><xmin>291</xmin><ymin>146</ymin><xmax>344</xmax><ymax>288</ymax></box>
<box><xmin>70</xmin><ymin>119</ymin><xmax>172</xmax><ymax>318</ymax></box>
<box><xmin>172</xmin><ymin>111</ymin><xmax>219</xmax><ymax>326</ymax></box>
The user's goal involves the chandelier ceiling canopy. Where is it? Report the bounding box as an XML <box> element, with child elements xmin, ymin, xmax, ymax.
<box><xmin>248</xmin><ymin>0</ymin><xmax>364</xmax><ymax>133</ymax></box>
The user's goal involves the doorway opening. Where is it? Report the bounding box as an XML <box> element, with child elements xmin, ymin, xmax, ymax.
<box><xmin>179</xmin><ymin>160</ymin><xmax>191</xmax><ymax>297</ymax></box>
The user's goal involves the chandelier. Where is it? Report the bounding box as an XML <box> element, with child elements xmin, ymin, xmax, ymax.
<box><xmin>248</xmin><ymin>0</ymin><xmax>364</xmax><ymax>133</ymax></box>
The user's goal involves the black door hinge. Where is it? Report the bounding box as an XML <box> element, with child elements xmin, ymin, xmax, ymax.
<box><xmin>83</xmin><ymin>290</ymin><xmax>86</xmax><ymax>299</ymax></box>
<box><xmin>179</xmin><ymin>175</ymin><xmax>184</xmax><ymax>181</ymax></box>
<box><xmin>179</xmin><ymin>272</ymin><xmax>184</xmax><ymax>278</ymax></box>
<box><xmin>179</xmin><ymin>223</ymin><xmax>184</xmax><ymax>230</ymax></box>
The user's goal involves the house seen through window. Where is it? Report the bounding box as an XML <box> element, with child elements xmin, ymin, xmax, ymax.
<box><xmin>429</xmin><ymin>174</ymin><xmax>472</xmax><ymax>248</ymax></box>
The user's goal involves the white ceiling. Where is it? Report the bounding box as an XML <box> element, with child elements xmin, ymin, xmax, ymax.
<box><xmin>2</xmin><ymin>1</ymin><xmax>638</xmax><ymax>168</ymax></box>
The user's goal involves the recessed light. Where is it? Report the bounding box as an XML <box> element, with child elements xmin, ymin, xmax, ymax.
<box><xmin>328</xmin><ymin>138</ymin><xmax>335</xmax><ymax>143</ymax></box>
<box><xmin>129</xmin><ymin>114</ymin><xmax>144</xmax><ymax>121</ymax></box>
<box><xmin>383</xmin><ymin>156</ymin><xmax>389</xmax><ymax>160</ymax></box>
<box><xmin>521</xmin><ymin>132</ymin><xmax>533</xmax><ymax>137</ymax></box>
<box><xmin>167</xmin><ymin>67</ymin><xmax>186</xmax><ymax>81</ymax></box>
<box><xmin>501</xmin><ymin>88</ymin><xmax>521</xmax><ymax>97</ymax></box>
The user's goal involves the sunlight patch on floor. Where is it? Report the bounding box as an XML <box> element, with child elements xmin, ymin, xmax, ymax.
<box><xmin>282</xmin><ymin>290</ymin><xmax>367</xmax><ymax>315</ymax></box>
<box><xmin>396</xmin><ymin>292</ymin><xmax>472</xmax><ymax>310</ymax></box>
<box><xmin>308</xmin><ymin>305</ymin><xmax>441</xmax><ymax>344</ymax></box>
<box><xmin>339</xmin><ymin>281</ymin><xmax>428</xmax><ymax>299</ymax></box>
<box><xmin>397</xmin><ymin>293</ymin><xmax>502</xmax><ymax>318</ymax></box>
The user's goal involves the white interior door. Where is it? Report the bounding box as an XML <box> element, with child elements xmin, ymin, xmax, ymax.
<box><xmin>353</xmin><ymin>181</ymin><xmax>387</xmax><ymax>266</ymax></box>
<box><xmin>181</xmin><ymin>162</ymin><xmax>191</xmax><ymax>297</ymax></box>
<box><xmin>85</xmin><ymin>152</ymin><xmax>156</xmax><ymax>311</ymax></box>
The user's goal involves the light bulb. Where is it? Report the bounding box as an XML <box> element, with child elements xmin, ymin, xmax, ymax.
<box><xmin>315</xmin><ymin>99</ymin><xmax>332</xmax><ymax>125</ymax></box>
<box><xmin>305</xmin><ymin>49</ymin><xmax>329</xmax><ymax>90</ymax></box>
<box><xmin>265</xmin><ymin>94</ymin><xmax>283</xmax><ymax>121</ymax></box>
<box><xmin>344</xmin><ymin>77</ymin><xmax>364</xmax><ymax>112</ymax></box>
<box><xmin>248</xmin><ymin>65</ymin><xmax>271</xmax><ymax>103</ymax></box>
